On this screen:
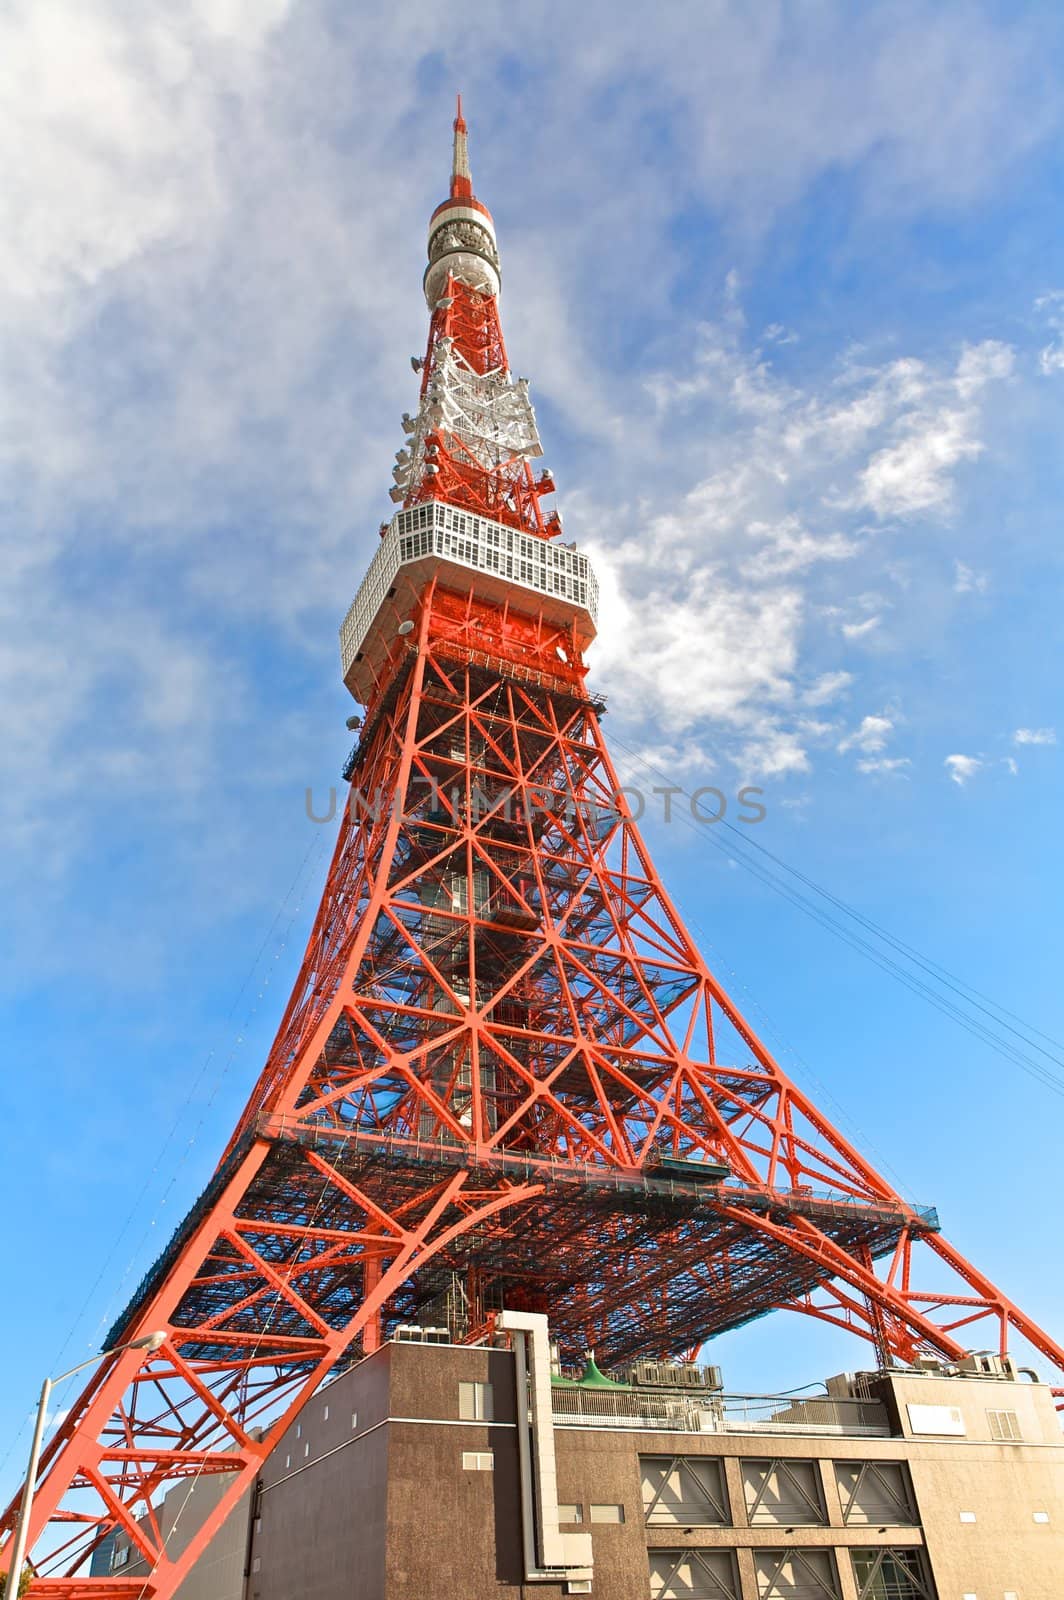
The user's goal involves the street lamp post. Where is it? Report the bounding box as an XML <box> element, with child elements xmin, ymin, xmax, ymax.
<box><xmin>3</xmin><ymin>1330</ymin><xmax>168</xmax><ymax>1594</ymax></box>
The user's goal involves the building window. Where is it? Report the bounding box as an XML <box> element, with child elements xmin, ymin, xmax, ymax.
<box><xmin>986</xmin><ymin>1408</ymin><xmax>1022</xmax><ymax>1441</ymax></box>
<box><xmin>835</xmin><ymin>1462</ymin><xmax>916</xmax><ymax>1526</ymax></box>
<box><xmin>461</xmin><ymin>1450</ymin><xmax>493</xmax><ymax>1471</ymax></box>
<box><xmin>558</xmin><ymin>1504</ymin><xmax>583</xmax><ymax>1524</ymax></box>
<box><xmin>742</xmin><ymin>1459</ymin><xmax>826</xmax><ymax>1525</ymax></box>
<box><xmin>851</xmin><ymin>1548</ymin><xmax>935</xmax><ymax>1600</ymax></box>
<box><xmin>589</xmin><ymin>1503</ymin><xmax>625</xmax><ymax>1524</ymax></box>
<box><xmin>649</xmin><ymin>1549</ymin><xmax>739</xmax><ymax>1599</ymax></box>
<box><xmin>110</xmin><ymin>1545</ymin><xmax>130</xmax><ymax>1571</ymax></box>
<box><xmin>958</xmin><ymin>1510</ymin><xmax>976</xmax><ymax>1523</ymax></box>
<box><xmin>640</xmin><ymin>1456</ymin><xmax>729</xmax><ymax>1526</ymax></box>
<box><xmin>458</xmin><ymin>1381</ymin><xmax>493</xmax><ymax>1421</ymax></box>
<box><xmin>322</xmin><ymin>1404</ymin><xmax>330</xmax><ymax>1422</ymax></box>
<box><xmin>1033</xmin><ymin>1509</ymin><xmax>1050</xmax><ymax>1523</ymax></box>
<box><xmin>754</xmin><ymin>1549</ymin><xmax>839</xmax><ymax>1598</ymax></box>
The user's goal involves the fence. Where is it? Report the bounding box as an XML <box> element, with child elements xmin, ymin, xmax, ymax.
<box><xmin>550</xmin><ymin>1386</ymin><xmax>889</xmax><ymax>1437</ymax></box>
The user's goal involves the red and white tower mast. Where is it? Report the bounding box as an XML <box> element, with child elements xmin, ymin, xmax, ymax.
<box><xmin>2</xmin><ymin>103</ymin><xmax>1061</xmax><ymax>1600</ymax></box>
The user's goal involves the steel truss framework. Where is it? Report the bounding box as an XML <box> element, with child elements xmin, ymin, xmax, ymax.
<box><xmin>5</xmin><ymin>593</ymin><xmax>1062</xmax><ymax>1598</ymax></box>
<box><xmin>4</xmin><ymin>108</ymin><xmax>1060</xmax><ymax>1600</ymax></box>
<box><xmin>403</xmin><ymin>275</ymin><xmax>557</xmax><ymax>536</ymax></box>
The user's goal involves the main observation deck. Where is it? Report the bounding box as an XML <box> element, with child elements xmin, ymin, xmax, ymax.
<box><xmin>340</xmin><ymin>500</ymin><xmax>599</xmax><ymax>703</ymax></box>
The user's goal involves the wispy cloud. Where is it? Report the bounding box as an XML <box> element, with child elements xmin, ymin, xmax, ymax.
<box><xmin>1013</xmin><ymin>727</ymin><xmax>1057</xmax><ymax>746</ymax></box>
<box><xmin>845</xmin><ymin>344</ymin><xmax>1013</xmax><ymax>519</ymax></box>
<box><xmin>581</xmin><ymin>295</ymin><xmax>1013</xmax><ymax>775</ymax></box>
<box><xmin>841</xmin><ymin>616</ymin><xmax>882</xmax><ymax>641</ymax></box>
<box><xmin>838</xmin><ymin>714</ymin><xmax>895</xmax><ymax>756</ymax></box>
<box><xmin>945</xmin><ymin>753</ymin><xmax>984</xmax><ymax>786</ymax></box>
<box><xmin>802</xmin><ymin>671</ymin><xmax>853</xmax><ymax>707</ymax></box>
<box><xmin>0</xmin><ymin>0</ymin><xmax>1058</xmax><ymax>914</ymax></box>
<box><xmin>1035</xmin><ymin>292</ymin><xmax>1064</xmax><ymax>376</ymax></box>
<box><xmin>954</xmin><ymin>560</ymin><xmax>989</xmax><ymax>594</ymax></box>
<box><xmin>857</xmin><ymin>756</ymin><xmax>911</xmax><ymax>776</ymax></box>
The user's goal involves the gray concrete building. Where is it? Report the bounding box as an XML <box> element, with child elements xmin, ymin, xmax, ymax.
<box><xmin>100</xmin><ymin>1321</ymin><xmax>1063</xmax><ymax>1599</ymax></box>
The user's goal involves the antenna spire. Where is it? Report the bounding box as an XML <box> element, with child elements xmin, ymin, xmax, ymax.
<box><xmin>450</xmin><ymin>93</ymin><xmax>472</xmax><ymax>201</ymax></box>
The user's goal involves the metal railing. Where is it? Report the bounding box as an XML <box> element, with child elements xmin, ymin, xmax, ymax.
<box><xmin>720</xmin><ymin>1394</ymin><xmax>889</xmax><ymax>1436</ymax></box>
<box><xmin>550</xmin><ymin>1386</ymin><xmax>889</xmax><ymax>1438</ymax></box>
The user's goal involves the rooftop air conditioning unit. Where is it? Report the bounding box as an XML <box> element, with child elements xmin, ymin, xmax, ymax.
<box><xmin>958</xmin><ymin>1352</ymin><xmax>1015</xmax><ymax>1380</ymax></box>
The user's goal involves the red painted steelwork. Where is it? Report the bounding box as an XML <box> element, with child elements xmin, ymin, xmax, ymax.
<box><xmin>412</xmin><ymin>276</ymin><xmax>553</xmax><ymax>535</ymax></box>
<box><xmin>4</xmin><ymin>107</ymin><xmax>1060</xmax><ymax>1600</ymax></box>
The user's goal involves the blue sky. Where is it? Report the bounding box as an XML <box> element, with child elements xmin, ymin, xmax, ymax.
<box><xmin>2</xmin><ymin>0</ymin><xmax>1064</xmax><ymax>1487</ymax></box>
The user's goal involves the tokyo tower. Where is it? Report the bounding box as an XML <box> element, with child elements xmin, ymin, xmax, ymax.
<box><xmin>3</xmin><ymin>102</ymin><xmax>1061</xmax><ymax>1600</ymax></box>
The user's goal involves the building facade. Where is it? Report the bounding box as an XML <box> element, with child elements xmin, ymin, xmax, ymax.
<box><xmin>102</xmin><ymin>1326</ymin><xmax>1063</xmax><ymax>1599</ymax></box>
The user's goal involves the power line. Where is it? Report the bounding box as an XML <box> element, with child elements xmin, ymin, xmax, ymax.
<box><xmin>606</xmin><ymin>735</ymin><xmax>1064</xmax><ymax>1100</ymax></box>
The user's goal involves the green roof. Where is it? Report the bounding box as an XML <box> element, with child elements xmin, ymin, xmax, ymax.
<box><xmin>576</xmin><ymin>1352</ymin><xmax>627</xmax><ymax>1389</ymax></box>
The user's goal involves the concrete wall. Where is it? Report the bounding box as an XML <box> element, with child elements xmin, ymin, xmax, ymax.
<box><xmin>93</xmin><ymin>1472</ymin><xmax>252</xmax><ymax>1600</ymax></box>
<box><xmin>249</xmin><ymin>1349</ymin><xmax>392</xmax><ymax>1600</ymax></box>
<box><xmin>170</xmin><ymin>1478</ymin><xmax>252</xmax><ymax>1600</ymax></box>
<box><xmin>385</xmin><ymin>1343</ymin><xmax>527</xmax><ymax>1598</ymax></box>
<box><xmin>185</xmin><ymin>1341</ymin><xmax>1064</xmax><ymax>1600</ymax></box>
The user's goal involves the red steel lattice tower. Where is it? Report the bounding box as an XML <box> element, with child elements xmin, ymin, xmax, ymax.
<box><xmin>4</xmin><ymin>104</ymin><xmax>1062</xmax><ymax>1599</ymax></box>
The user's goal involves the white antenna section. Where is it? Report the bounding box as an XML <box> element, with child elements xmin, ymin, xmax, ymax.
<box><xmin>391</xmin><ymin>341</ymin><xmax>543</xmax><ymax>502</ymax></box>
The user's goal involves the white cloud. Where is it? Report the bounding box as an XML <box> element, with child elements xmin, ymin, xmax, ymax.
<box><xmin>802</xmin><ymin>671</ymin><xmax>853</xmax><ymax>707</ymax></box>
<box><xmin>732</xmin><ymin>722</ymin><xmax>811</xmax><ymax>779</ymax></box>
<box><xmin>590</xmin><ymin>547</ymin><xmax>803</xmax><ymax>736</ymax></box>
<box><xmin>740</xmin><ymin>519</ymin><xmax>859</xmax><ymax>579</ymax></box>
<box><xmin>954</xmin><ymin>339</ymin><xmax>1016</xmax><ymax>396</ymax></box>
<box><xmin>1004</xmin><ymin>757</ymin><xmax>1019</xmax><ymax>775</ymax></box>
<box><xmin>0</xmin><ymin>0</ymin><xmax>1056</xmax><ymax>888</ymax></box>
<box><xmin>857</xmin><ymin>757</ymin><xmax>911</xmax><ymax>776</ymax></box>
<box><xmin>954</xmin><ymin>560</ymin><xmax>989</xmax><ymax>594</ymax></box>
<box><xmin>588</xmin><ymin>289</ymin><xmax>1014</xmax><ymax>775</ymax></box>
<box><xmin>796</xmin><ymin>717</ymin><xmax>835</xmax><ymax>741</ymax></box>
<box><xmin>841</xmin><ymin>616</ymin><xmax>881</xmax><ymax>640</ymax></box>
<box><xmin>1013</xmin><ymin>727</ymin><xmax>1056</xmax><ymax>745</ymax></box>
<box><xmin>945</xmin><ymin>753</ymin><xmax>984</xmax><ymax>786</ymax></box>
<box><xmin>838</xmin><ymin>714</ymin><xmax>894</xmax><ymax>756</ymax></box>
<box><xmin>1035</xmin><ymin>292</ymin><xmax>1064</xmax><ymax>376</ymax></box>
<box><xmin>848</xmin><ymin>343</ymin><xmax>1013</xmax><ymax>520</ymax></box>
<box><xmin>858</xmin><ymin>411</ymin><xmax>981</xmax><ymax>517</ymax></box>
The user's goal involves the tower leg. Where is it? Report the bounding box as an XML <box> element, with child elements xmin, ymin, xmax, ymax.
<box><xmin>0</xmin><ymin>1150</ymin><xmax>541</xmax><ymax>1598</ymax></box>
